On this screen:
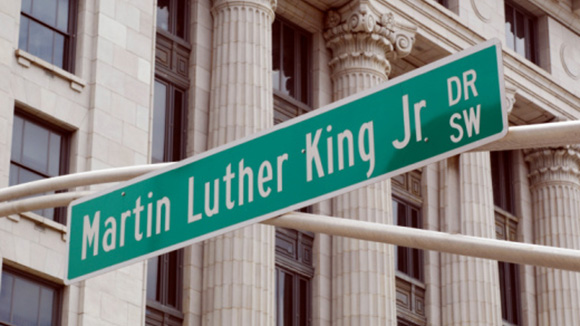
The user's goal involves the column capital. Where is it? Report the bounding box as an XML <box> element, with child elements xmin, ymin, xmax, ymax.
<box><xmin>323</xmin><ymin>2</ymin><xmax>416</xmax><ymax>80</ymax></box>
<box><xmin>211</xmin><ymin>0</ymin><xmax>277</xmax><ymax>19</ymax></box>
<box><xmin>524</xmin><ymin>145</ymin><xmax>580</xmax><ymax>187</ymax></box>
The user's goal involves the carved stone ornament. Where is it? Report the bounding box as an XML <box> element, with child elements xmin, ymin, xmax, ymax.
<box><xmin>504</xmin><ymin>84</ymin><xmax>517</xmax><ymax>114</ymax></box>
<box><xmin>323</xmin><ymin>4</ymin><xmax>417</xmax><ymax>78</ymax></box>
<box><xmin>524</xmin><ymin>145</ymin><xmax>580</xmax><ymax>187</ymax></box>
<box><xmin>561</xmin><ymin>43</ymin><xmax>580</xmax><ymax>80</ymax></box>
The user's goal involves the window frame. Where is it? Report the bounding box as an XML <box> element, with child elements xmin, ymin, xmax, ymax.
<box><xmin>0</xmin><ymin>265</ymin><xmax>63</xmax><ymax>326</ymax></box>
<box><xmin>272</xmin><ymin>17</ymin><xmax>313</xmax><ymax>108</ymax></box>
<box><xmin>9</xmin><ymin>110</ymin><xmax>71</xmax><ymax>224</ymax></box>
<box><xmin>392</xmin><ymin>171</ymin><xmax>426</xmax><ymax>326</ymax></box>
<box><xmin>393</xmin><ymin>195</ymin><xmax>424</xmax><ymax>282</ymax></box>
<box><xmin>275</xmin><ymin>227</ymin><xmax>314</xmax><ymax>326</ymax></box>
<box><xmin>504</xmin><ymin>1</ymin><xmax>537</xmax><ymax>64</ymax></box>
<box><xmin>146</xmin><ymin>250</ymin><xmax>185</xmax><ymax>324</ymax></box>
<box><xmin>18</xmin><ymin>0</ymin><xmax>78</xmax><ymax>72</ymax></box>
<box><xmin>151</xmin><ymin>77</ymin><xmax>188</xmax><ymax>164</ymax></box>
<box><xmin>156</xmin><ymin>0</ymin><xmax>190</xmax><ymax>41</ymax></box>
<box><xmin>491</xmin><ymin>151</ymin><xmax>522</xmax><ymax>326</ymax></box>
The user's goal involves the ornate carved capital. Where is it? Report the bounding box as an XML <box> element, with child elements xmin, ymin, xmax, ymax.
<box><xmin>524</xmin><ymin>145</ymin><xmax>580</xmax><ymax>187</ymax></box>
<box><xmin>323</xmin><ymin>4</ymin><xmax>417</xmax><ymax>80</ymax></box>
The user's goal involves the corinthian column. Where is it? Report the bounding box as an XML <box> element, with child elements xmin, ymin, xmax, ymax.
<box><xmin>324</xmin><ymin>5</ymin><xmax>416</xmax><ymax>325</ymax></box>
<box><xmin>440</xmin><ymin>153</ymin><xmax>502</xmax><ymax>326</ymax></box>
<box><xmin>525</xmin><ymin>146</ymin><xmax>580</xmax><ymax>326</ymax></box>
<box><xmin>202</xmin><ymin>0</ymin><xmax>276</xmax><ymax>324</ymax></box>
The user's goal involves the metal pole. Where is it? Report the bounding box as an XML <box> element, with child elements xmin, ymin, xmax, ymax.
<box><xmin>0</xmin><ymin>191</ymin><xmax>92</xmax><ymax>217</ymax></box>
<box><xmin>265</xmin><ymin>212</ymin><xmax>580</xmax><ymax>272</ymax></box>
<box><xmin>474</xmin><ymin>120</ymin><xmax>580</xmax><ymax>151</ymax></box>
<box><xmin>0</xmin><ymin>163</ymin><xmax>172</xmax><ymax>202</ymax></box>
<box><xmin>0</xmin><ymin>121</ymin><xmax>577</xmax><ymax>203</ymax></box>
<box><xmin>4</xmin><ymin>190</ymin><xmax>580</xmax><ymax>272</ymax></box>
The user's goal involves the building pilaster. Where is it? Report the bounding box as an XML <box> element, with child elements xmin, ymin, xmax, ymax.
<box><xmin>201</xmin><ymin>0</ymin><xmax>276</xmax><ymax>324</ymax></box>
<box><xmin>323</xmin><ymin>4</ymin><xmax>416</xmax><ymax>325</ymax></box>
<box><xmin>525</xmin><ymin>146</ymin><xmax>580</xmax><ymax>326</ymax></box>
<box><xmin>440</xmin><ymin>153</ymin><xmax>503</xmax><ymax>326</ymax></box>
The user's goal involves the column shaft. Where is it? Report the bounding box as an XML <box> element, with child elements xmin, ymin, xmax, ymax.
<box><xmin>526</xmin><ymin>146</ymin><xmax>580</xmax><ymax>326</ymax></box>
<box><xmin>324</xmin><ymin>6</ymin><xmax>416</xmax><ymax>324</ymax></box>
<box><xmin>202</xmin><ymin>1</ymin><xmax>276</xmax><ymax>324</ymax></box>
<box><xmin>441</xmin><ymin>152</ymin><xmax>502</xmax><ymax>326</ymax></box>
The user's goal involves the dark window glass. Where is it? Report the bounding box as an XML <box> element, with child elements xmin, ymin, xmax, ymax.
<box><xmin>151</xmin><ymin>79</ymin><xmax>187</xmax><ymax>164</ymax></box>
<box><xmin>436</xmin><ymin>0</ymin><xmax>448</xmax><ymax>8</ymax></box>
<box><xmin>146</xmin><ymin>251</ymin><xmax>184</xmax><ymax>323</ymax></box>
<box><xmin>393</xmin><ymin>198</ymin><xmax>423</xmax><ymax>281</ymax></box>
<box><xmin>491</xmin><ymin>151</ymin><xmax>514</xmax><ymax>215</ymax></box>
<box><xmin>0</xmin><ymin>267</ymin><xmax>62</xmax><ymax>326</ymax></box>
<box><xmin>272</xmin><ymin>18</ymin><xmax>312</xmax><ymax>106</ymax></box>
<box><xmin>157</xmin><ymin>0</ymin><xmax>170</xmax><ymax>31</ymax></box>
<box><xmin>9</xmin><ymin>112</ymin><xmax>70</xmax><ymax>223</ymax></box>
<box><xmin>505</xmin><ymin>2</ymin><xmax>536</xmax><ymax>63</ymax></box>
<box><xmin>157</xmin><ymin>0</ymin><xmax>188</xmax><ymax>39</ymax></box>
<box><xmin>19</xmin><ymin>0</ymin><xmax>77</xmax><ymax>71</ymax></box>
<box><xmin>499</xmin><ymin>261</ymin><xmax>520</xmax><ymax>324</ymax></box>
<box><xmin>275</xmin><ymin>228</ymin><xmax>313</xmax><ymax>326</ymax></box>
<box><xmin>492</xmin><ymin>151</ymin><xmax>521</xmax><ymax>325</ymax></box>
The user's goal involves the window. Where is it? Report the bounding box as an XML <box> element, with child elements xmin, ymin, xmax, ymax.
<box><xmin>0</xmin><ymin>266</ymin><xmax>62</xmax><ymax>326</ymax></box>
<box><xmin>146</xmin><ymin>251</ymin><xmax>184</xmax><ymax>326</ymax></box>
<box><xmin>9</xmin><ymin>111</ymin><xmax>70</xmax><ymax>223</ymax></box>
<box><xmin>156</xmin><ymin>0</ymin><xmax>188</xmax><ymax>40</ymax></box>
<box><xmin>18</xmin><ymin>0</ymin><xmax>77</xmax><ymax>71</ymax></box>
<box><xmin>271</xmin><ymin>19</ymin><xmax>314</xmax><ymax>325</ymax></box>
<box><xmin>275</xmin><ymin>227</ymin><xmax>314</xmax><ymax>326</ymax></box>
<box><xmin>505</xmin><ymin>2</ymin><xmax>537</xmax><ymax>63</ymax></box>
<box><xmin>146</xmin><ymin>2</ymin><xmax>190</xmax><ymax>324</ymax></box>
<box><xmin>392</xmin><ymin>171</ymin><xmax>426</xmax><ymax>326</ymax></box>
<box><xmin>272</xmin><ymin>18</ymin><xmax>312</xmax><ymax>119</ymax></box>
<box><xmin>492</xmin><ymin>151</ymin><xmax>514</xmax><ymax>214</ymax></box>
<box><xmin>151</xmin><ymin>79</ymin><xmax>187</xmax><ymax>164</ymax></box>
<box><xmin>393</xmin><ymin>198</ymin><xmax>423</xmax><ymax>280</ymax></box>
<box><xmin>491</xmin><ymin>151</ymin><xmax>521</xmax><ymax>326</ymax></box>
<box><xmin>435</xmin><ymin>0</ymin><xmax>448</xmax><ymax>8</ymax></box>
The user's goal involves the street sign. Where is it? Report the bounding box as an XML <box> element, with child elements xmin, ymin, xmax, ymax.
<box><xmin>66</xmin><ymin>38</ymin><xmax>507</xmax><ymax>283</ymax></box>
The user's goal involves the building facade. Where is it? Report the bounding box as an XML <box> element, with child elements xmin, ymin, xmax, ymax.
<box><xmin>0</xmin><ymin>0</ymin><xmax>579</xmax><ymax>325</ymax></box>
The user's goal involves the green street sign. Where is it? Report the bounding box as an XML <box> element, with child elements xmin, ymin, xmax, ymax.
<box><xmin>66</xmin><ymin>39</ymin><xmax>507</xmax><ymax>283</ymax></box>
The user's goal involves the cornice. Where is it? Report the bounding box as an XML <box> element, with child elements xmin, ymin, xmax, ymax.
<box><xmin>389</xmin><ymin>0</ymin><xmax>580</xmax><ymax>122</ymax></box>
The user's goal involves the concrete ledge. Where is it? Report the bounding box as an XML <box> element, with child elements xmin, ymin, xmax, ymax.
<box><xmin>15</xmin><ymin>49</ymin><xmax>86</xmax><ymax>93</ymax></box>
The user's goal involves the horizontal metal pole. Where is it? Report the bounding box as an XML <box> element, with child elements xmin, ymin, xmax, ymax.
<box><xmin>0</xmin><ymin>122</ymin><xmax>577</xmax><ymax>204</ymax></box>
<box><xmin>473</xmin><ymin>120</ymin><xmax>580</xmax><ymax>151</ymax></box>
<box><xmin>3</xmin><ymin>192</ymin><xmax>580</xmax><ymax>272</ymax></box>
<box><xmin>265</xmin><ymin>212</ymin><xmax>580</xmax><ymax>272</ymax></box>
<box><xmin>0</xmin><ymin>191</ymin><xmax>93</xmax><ymax>217</ymax></box>
<box><xmin>0</xmin><ymin>163</ymin><xmax>172</xmax><ymax>202</ymax></box>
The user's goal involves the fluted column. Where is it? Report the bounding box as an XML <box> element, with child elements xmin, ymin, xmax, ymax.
<box><xmin>324</xmin><ymin>5</ymin><xmax>416</xmax><ymax>325</ymax></box>
<box><xmin>525</xmin><ymin>146</ymin><xmax>580</xmax><ymax>326</ymax></box>
<box><xmin>440</xmin><ymin>153</ymin><xmax>502</xmax><ymax>326</ymax></box>
<box><xmin>202</xmin><ymin>0</ymin><xmax>276</xmax><ymax>324</ymax></box>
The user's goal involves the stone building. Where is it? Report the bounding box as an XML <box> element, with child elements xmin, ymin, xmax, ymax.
<box><xmin>0</xmin><ymin>0</ymin><xmax>579</xmax><ymax>325</ymax></box>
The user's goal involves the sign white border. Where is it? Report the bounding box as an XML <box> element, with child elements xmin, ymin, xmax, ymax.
<box><xmin>66</xmin><ymin>38</ymin><xmax>507</xmax><ymax>284</ymax></box>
